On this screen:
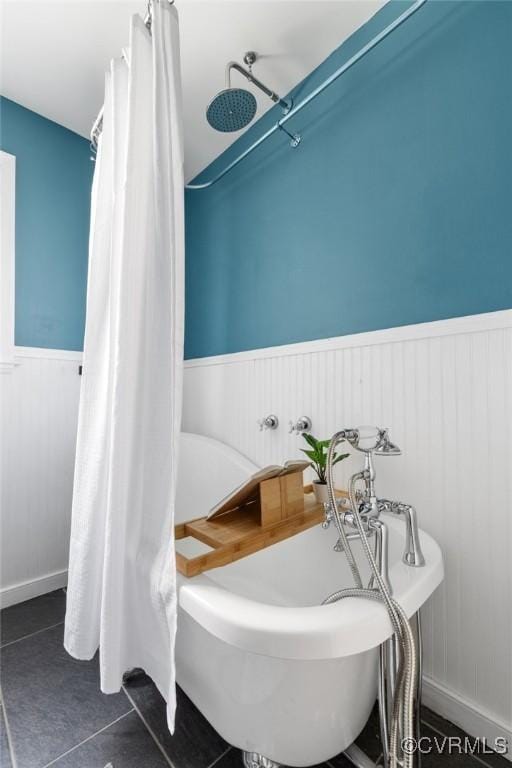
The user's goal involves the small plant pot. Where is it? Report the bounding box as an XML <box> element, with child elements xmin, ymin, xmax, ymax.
<box><xmin>312</xmin><ymin>481</ymin><xmax>329</xmax><ymax>504</ymax></box>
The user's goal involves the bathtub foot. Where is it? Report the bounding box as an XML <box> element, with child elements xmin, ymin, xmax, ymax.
<box><xmin>242</xmin><ymin>752</ymin><xmax>281</xmax><ymax>768</ymax></box>
<box><xmin>342</xmin><ymin>743</ymin><xmax>378</xmax><ymax>767</ymax></box>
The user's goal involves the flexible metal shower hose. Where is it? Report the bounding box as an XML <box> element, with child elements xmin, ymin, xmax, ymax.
<box><xmin>324</xmin><ymin>436</ymin><xmax>418</xmax><ymax>768</ymax></box>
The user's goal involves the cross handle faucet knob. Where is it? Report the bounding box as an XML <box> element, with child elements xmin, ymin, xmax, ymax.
<box><xmin>258</xmin><ymin>414</ymin><xmax>279</xmax><ymax>431</ymax></box>
<box><xmin>289</xmin><ymin>416</ymin><xmax>312</xmax><ymax>434</ymax></box>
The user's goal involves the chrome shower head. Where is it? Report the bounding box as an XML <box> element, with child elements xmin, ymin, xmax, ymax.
<box><xmin>206</xmin><ymin>53</ymin><xmax>291</xmax><ymax>134</ymax></box>
<box><xmin>206</xmin><ymin>88</ymin><xmax>257</xmax><ymax>132</ymax></box>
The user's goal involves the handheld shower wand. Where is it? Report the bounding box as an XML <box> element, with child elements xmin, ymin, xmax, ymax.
<box><xmin>323</xmin><ymin>427</ymin><xmax>421</xmax><ymax>768</ymax></box>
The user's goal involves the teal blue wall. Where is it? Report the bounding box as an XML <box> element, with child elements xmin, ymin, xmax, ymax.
<box><xmin>185</xmin><ymin>0</ymin><xmax>512</xmax><ymax>359</ymax></box>
<box><xmin>0</xmin><ymin>97</ymin><xmax>92</xmax><ymax>350</ymax></box>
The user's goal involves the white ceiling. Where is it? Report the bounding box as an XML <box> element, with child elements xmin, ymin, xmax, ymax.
<box><xmin>0</xmin><ymin>0</ymin><xmax>384</xmax><ymax>181</ymax></box>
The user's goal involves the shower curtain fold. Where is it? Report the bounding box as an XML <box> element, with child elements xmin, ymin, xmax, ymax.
<box><xmin>64</xmin><ymin>0</ymin><xmax>184</xmax><ymax>731</ymax></box>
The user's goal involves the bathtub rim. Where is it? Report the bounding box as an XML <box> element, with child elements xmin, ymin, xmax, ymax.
<box><xmin>177</xmin><ymin>515</ymin><xmax>443</xmax><ymax>661</ymax></box>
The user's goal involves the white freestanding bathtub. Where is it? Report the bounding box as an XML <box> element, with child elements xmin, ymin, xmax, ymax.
<box><xmin>174</xmin><ymin>432</ymin><xmax>444</xmax><ymax>767</ymax></box>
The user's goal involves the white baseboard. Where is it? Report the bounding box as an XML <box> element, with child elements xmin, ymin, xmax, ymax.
<box><xmin>0</xmin><ymin>569</ymin><xmax>68</xmax><ymax>608</ymax></box>
<box><xmin>423</xmin><ymin>676</ymin><xmax>512</xmax><ymax>761</ymax></box>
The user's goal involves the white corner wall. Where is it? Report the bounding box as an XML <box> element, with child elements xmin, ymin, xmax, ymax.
<box><xmin>182</xmin><ymin>309</ymin><xmax>512</xmax><ymax>755</ymax></box>
<box><xmin>0</xmin><ymin>347</ymin><xmax>82</xmax><ymax>607</ymax></box>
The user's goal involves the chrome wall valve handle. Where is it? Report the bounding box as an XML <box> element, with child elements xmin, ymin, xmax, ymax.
<box><xmin>288</xmin><ymin>416</ymin><xmax>312</xmax><ymax>434</ymax></box>
<box><xmin>257</xmin><ymin>414</ymin><xmax>279</xmax><ymax>431</ymax></box>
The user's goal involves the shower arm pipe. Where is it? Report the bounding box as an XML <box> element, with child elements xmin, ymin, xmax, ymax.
<box><xmin>186</xmin><ymin>0</ymin><xmax>427</xmax><ymax>190</ymax></box>
<box><xmin>225</xmin><ymin>61</ymin><xmax>291</xmax><ymax>113</ymax></box>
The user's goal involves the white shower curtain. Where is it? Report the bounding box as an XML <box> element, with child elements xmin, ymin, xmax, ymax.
<box><xmin>64</xmin><ymin>0</ymin><xmax>184</xmax><ymax>730</ymax></box>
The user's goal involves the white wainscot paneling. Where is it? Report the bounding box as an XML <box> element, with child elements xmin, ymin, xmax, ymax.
<box><xmin>183</xmin><ymin>310</ymin><xmax>512</xmax><ymax>755</ymax></box>
<box><xmin>0</xmin><ymin>349</ymin><xmax>82</xmax><ymax>607</ymax></box>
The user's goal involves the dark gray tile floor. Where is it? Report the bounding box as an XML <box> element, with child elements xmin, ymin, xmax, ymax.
<box><xmin>124</xmin><ymin>671</ymin><xmax>229</xmax><ymax>768</ymax></box>
<box><xmin>47</xmin><ymin>712</ymin><xmax>171</xmax><ymax>768</ymax></box>
<box><xmin>1</xmin><ymin>590</ymin><xmax>509</xmax><ymax>768</ymax></box>
<box><xmin>2</xmin><ymin>623</ymin><xmax>131</xmax><ymax>768</ymax></box>
<box><xmin>1</xmin><ymin>589</ymin><xmax>66</xmax><ymax>646</ymax></box>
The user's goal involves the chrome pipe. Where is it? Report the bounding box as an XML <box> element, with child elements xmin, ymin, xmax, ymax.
<box><xmin>376</xmin><ymin>516</ymin><xmax>392</xmax><ymax>768</ymax></box>
<box><xmin>413</xmin><ymin>611</ymin><xmax>423</xmax><ymax>768</ymax></box>
<box><xmin>226</xmin><ymin>62</ymin><xmax>291</xmax><ymax>112</ymax></box>
<box><xmin>186</xmin><ymin>0</ymin><xmax>427</xmax><ymax>189</ymax></box>
<box><xmin>368</xmin><ymin>518</ymin><xmax>391</xmax><ymax>593</ymax></box>
<box><xmin>378</xmin><ymin>643</ymin><xmax>390</xmax><ymax>768</ymax></box>
<box><xmin>387</xmin><ymin>636</ymin><xmax>397</xmax><ymax>715</ymax></box>
<box><xmin>387</xmin><ymin>635</ymin><xmax>400</xmax><ymax>744</ymax></box>
<box><xmin>326</xmin><ymin>432</ymin><xmax>364</xmax><ymax>588</ymax></box>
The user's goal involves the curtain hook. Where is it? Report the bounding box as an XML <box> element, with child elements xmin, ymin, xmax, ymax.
<box><xmin>145</xmin><ymin>0</ymin><xmax>153</xmax><ymax>31</ymax></box>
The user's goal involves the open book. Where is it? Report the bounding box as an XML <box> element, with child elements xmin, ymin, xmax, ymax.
<box><xmin>207</xmin><ymin>460</ymin><xmax>310</xmax><ymax>520</ymax></box>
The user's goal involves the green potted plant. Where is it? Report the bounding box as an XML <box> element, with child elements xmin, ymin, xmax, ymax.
<box><xmin>301</xmin><ymin>433</ymin><xmax>349</xmax><ymax>504</ymax></box>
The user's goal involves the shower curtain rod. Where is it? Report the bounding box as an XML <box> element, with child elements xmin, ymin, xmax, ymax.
<box><xmin>90</xmin><ymin>0</ymin><xmax>427</xmax><ymax>190</ymax></box>
<box><xmin>186</xmin><ymin>0</ymin><xmax>427</xmax><ymax>190</ymax></box>
<box><xmin>90</xmin><ymin>0</ymin><xmax>169</xmax><ymax>151</ymax></box>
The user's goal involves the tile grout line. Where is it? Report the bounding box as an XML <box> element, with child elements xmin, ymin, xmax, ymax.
<box><xmin>206</xmin><ymin>745</ymin><xmax>233</xmax><ymax>768</ymax></box>
<box><xmin>40</xmin><ymin>709</ymin><xmax>135</xmax><ymax>768</ymax></box>
<box><xmin>1</xmin><ymin>621</ymin><xmax>64</xmax><ymax>649</ymax></box>
<box><xmin>421</xmin><ymin>718</ymin><xmax>507</xmax><ymax>768</ymax></box>
<box><xmin>2</xmin><ymin>701</ymin><xmax>18</xmax><ymax>768</ymax></box>
<box><xmin>122</xmin><ymin>685</ymin><xmax>177</xmax><ymax>768</ymax></box>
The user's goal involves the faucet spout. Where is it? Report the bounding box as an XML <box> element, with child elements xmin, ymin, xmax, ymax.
<box><xmin>402</xmin><ymin>504</ymin><xmax>425</xmax><ymax>567</ymax></box>
<box><xmin>378</xmin><ymin>499</ymin><xmax>425</xmax><ymax>567</ymax></box>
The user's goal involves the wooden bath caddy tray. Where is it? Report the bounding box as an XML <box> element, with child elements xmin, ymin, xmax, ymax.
<box><xmin>175</xmin><ymin>464</ymin><xmax>347</xmax><ymax>577</ymax></box>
